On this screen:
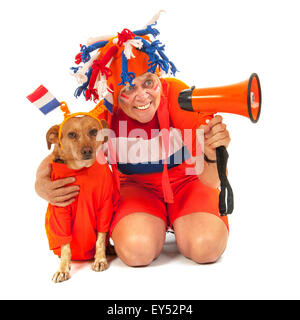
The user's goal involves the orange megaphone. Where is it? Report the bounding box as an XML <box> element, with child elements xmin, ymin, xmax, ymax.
<box><xmin>178</xmin><ymin>73</ymin><xmax>262</xmax><ymax>123</ymax></box>
<box><xmin>178</xmin><ymin>73</ymin><xmax>262</xmax><ymax>216</ymax></box>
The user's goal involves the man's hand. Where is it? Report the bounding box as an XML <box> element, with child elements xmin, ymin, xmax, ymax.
<box><xmin>200</xmin><ymin>115</ymin><xmax>231</xmax><ymax>160</ymax></box>
<box><xmin>35</xmin><ymin>156</ymin><xmax>79</xmax><ymax>207</ymax></box>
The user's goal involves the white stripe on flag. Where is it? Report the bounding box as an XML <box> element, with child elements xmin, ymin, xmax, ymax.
<box><xmin>33</xmin><ymin>91</ymin><xmax>56</xmax><ymax>109</ymax></box>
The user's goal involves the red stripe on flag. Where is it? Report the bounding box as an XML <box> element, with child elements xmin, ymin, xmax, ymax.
<box><xmin>27</xmin><ymin>85</ymin><xmax>49</xmax><ymax>103</ymax></box>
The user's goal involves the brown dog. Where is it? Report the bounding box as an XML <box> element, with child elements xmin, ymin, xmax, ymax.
<box><xmin>46</xmin><ymin>115</ymin><xmax>113</xmax><ymax>283</ymax></box>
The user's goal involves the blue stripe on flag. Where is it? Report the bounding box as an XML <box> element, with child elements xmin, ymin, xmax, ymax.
<box><xmin>40</xmin><ymin>98</ymin><xmax>60</xmax><ymax>115</ymax></box>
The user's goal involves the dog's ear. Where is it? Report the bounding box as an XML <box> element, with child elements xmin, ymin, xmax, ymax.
<box><xmin>46</xmin><ymin>125</ymin><xmax>60</xmax><ymax>150</ymax></box>
<box><xmin>97</xmin><ymin>120</ymin><xmax>109</xmax><ymax>143</ymax></box>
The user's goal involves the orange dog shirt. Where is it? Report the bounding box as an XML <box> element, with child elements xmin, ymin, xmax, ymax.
<box><xmin>45</xmin><ymin>161</ymin><xmax>115</xmax><ymax>260</ymax></box>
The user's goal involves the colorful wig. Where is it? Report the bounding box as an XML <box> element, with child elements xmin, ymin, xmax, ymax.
<box><xmin>71</xmin><ymin>11</ymin><xmax>177</xmax><ymax>114</ymax></box>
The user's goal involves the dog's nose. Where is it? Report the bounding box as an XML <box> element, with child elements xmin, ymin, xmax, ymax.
<box><xmin>81</xmin><ymin>146</ymin><xmax>93</xmax><ymax>159</ymax></box>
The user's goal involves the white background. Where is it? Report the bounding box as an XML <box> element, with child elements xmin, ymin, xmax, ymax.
<box><xmin>1</xmin><ymin>0</ymin><xmax>300</xmax><ymax>300</ymax></box>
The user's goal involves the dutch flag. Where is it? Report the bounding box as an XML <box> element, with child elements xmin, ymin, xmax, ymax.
<box><xmin>27</xmin><ymin>85</ymin><xmax>60</xmax><ymax>115</ymax></box>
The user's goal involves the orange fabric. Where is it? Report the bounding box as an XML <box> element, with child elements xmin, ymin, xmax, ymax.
<box><xmin>94</xmin><ymin>76</ymin><xmax>228</xmax><ymax>234</ymax></box>
<box><xmin>99</xmin><ymin>77</ymin><xmax>212</xmax><ymax>157</ymax></box>
<box><xmin>45</xmin><ymin>161</ymin><xmax>115</xmax><ymax>260</ymax></box>
<box><xmin>165</xmin><ymin>77</ymin><xmax>214</xmax><ymax>157</ymax></box>
<box><xmin>103</xmin><ymin>35</ymin><xmax>154</xmax><ymax>106</ymax></box>
<box><xmin>101</xmin><ymin>77</ymin><xmax>209</xmax><ymax>200</ymax></box>
<box><xmin>109</xmin><ymin>162</ymin><xmax>229</xmax><ymax>235</ymax></box>
<box><xmin>108</xmin><ymin>77</ymin><xmax>229</xmax><ymax>233</ymax></box>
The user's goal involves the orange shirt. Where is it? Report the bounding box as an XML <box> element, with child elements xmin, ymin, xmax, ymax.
<box><xmin>45</xmin><ymin>160</ymin><xmax>115</xmax><ymax>260</ymax></box>
<box><xmin>106</xmin><ymin>78</ymin><xmax>209</xmax><ymax>203</ymax></box>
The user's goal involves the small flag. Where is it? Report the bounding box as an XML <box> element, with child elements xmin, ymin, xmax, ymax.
<box><xmin>27</xmin><ymin>85</ymin><xmax>60</xmax><ymax>115</ymax></box>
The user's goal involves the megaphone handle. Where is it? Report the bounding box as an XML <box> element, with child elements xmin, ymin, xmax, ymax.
<box><xmin>216</xmin><ymin>146</ymin><xmax>234</xmax><ymax>215</ymax></box>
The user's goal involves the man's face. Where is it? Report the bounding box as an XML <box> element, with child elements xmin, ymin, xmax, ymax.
<box><xmin>118</xmin><ymin>72</ymin><xmax>161</xmax><ymax>123</ymax></box>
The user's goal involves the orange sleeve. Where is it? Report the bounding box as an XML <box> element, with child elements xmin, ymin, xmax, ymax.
<box><xmin>166</xmin><ymin>77</ymin><xmax>206</xmax><ymax>129</ymax></box>
<box><xmin>166</xmin><ymin>77</ymin><xmax>211</xmax><ymax>158</ymax></box>
<box><xmin>45</xmin><ymin>204</ymin><xmax>72</xmax><ymax>251</ymax></box>
<box><xmin>96</xmin><ymin>166</ymin><xmax>115</xmax><ymax>233</ymax></box>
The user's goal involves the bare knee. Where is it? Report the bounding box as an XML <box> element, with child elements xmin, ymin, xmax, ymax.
<box><xmin>116</xmin><ymin>233</ymin><xmax>161</xmax><ymax>267</ymax></box>
<box><xmin>174</xmin><ymin>213</ymin><xmax>228</xmax><ymax>264</ymax></box>
<box><xmin>188</xmin><ymin>234</ymin><xmax>227</xmax><ymax>263</ymax></box>
<box><xmin>111</xmin><ymin>213</ymin><xmax>166</xmax><ymax>267</ymax></box>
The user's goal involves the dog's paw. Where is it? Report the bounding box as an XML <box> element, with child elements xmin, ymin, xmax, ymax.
<box><xmin>92</xmin><ymin>258</ymin><xmax>108</xmax><ymax>272</ymax></box>
<box><xmin>52</xmin><ymin>270</ymin><xmax>71</xmax><ymax>283</ymax></box>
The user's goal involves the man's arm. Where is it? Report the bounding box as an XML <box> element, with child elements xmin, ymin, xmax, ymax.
<box><xmin>197</xmin><ymin>115</ymin><xmax>230</xmax><ymax>189</ymax></box>
<box><xmin>35</xmin><ymin>155</ymin><xmax>79</xmax><ymax>207</ymax></box>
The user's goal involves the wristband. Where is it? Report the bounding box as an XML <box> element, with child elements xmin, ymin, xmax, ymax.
<box><xmin>204</xmin><ymin>154</ymin><xmax>217</xmax><ymax>163</ymax></box>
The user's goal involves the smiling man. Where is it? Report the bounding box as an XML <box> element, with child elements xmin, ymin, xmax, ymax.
<box><xmin>118</xmin><ymin>73</ymin><xmax>161</xmax><ymax>123</ymax></box>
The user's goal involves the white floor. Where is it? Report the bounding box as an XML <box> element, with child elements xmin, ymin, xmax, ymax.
<box><xmin>1</xmin><ymin>199</ymin><xmax>300</xmax><ymax>300</ymax></box>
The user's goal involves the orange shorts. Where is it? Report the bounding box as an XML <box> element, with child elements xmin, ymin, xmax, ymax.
<box><xmin>109</xmin><ymin>162</ymin><xmax>229</xmax><ymax>235</ymax></box>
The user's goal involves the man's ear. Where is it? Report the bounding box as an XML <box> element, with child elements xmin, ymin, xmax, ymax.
<box><xmin>97</xmin><ymin>120</ymin><xmax>109</xmax><ymax>143</ymax></box>
<box><xmin>46</xmin><ymin>125</ymin><xmax>60</xmax><ymax>150</ymax></box>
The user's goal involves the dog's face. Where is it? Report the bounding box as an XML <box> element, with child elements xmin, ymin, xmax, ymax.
<box><xmin>47</xmin><ymin>116</ymin><xmax>108</xmax><ymax>170</ymax></box>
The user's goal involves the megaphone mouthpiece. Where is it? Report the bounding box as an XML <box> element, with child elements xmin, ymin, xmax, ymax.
<box><xmin>178</xmin><ymin>86</ymin><xmax>195</xmax><ymax>112</ymax></box>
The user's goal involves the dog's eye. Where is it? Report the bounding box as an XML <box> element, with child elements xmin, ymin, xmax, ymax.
<box><xmin>89</xmin><ymin>129</ymin><xmax>98</xmax><ymax>137</ymax></box>
<box><xmin>68</xmin><ymin>132</ymin><xmax>77</xmax><ymax>139</ymax></box>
